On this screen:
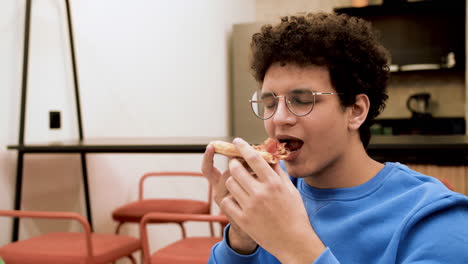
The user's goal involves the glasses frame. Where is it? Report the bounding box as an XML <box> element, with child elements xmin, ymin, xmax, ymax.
<box><xmin>249</xmin><ymin>90</ymin><xmax>342</xmax><ymax>120</ymax></box>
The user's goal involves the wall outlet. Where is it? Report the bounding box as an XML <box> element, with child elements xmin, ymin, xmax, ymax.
<box><xmin>49</xmin><ymin>111</ymin><xmax>61</xmax><ymax>129</ymax></box>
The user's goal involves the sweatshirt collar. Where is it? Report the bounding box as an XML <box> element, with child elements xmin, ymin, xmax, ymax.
<box><xmin>298</xmin><ymin>162</ymin><xmax>396</xmax><ymax>201</ymax></box>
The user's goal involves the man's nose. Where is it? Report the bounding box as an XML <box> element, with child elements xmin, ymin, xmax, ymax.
<box><xmin>272</xmin><ymin>97</ymin><xmax>296</xmax><ymax>124</ymax></box>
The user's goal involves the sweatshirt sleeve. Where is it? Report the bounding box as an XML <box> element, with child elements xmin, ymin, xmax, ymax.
<box><xmin>397</xmin><ymin>198</ymin><xmax>468</xmax><ymax>263</ymax></box>
<box><xmin>209</xmin><ymin>224</ymin><xmax>342</xmax><ymax>264</ymax></box>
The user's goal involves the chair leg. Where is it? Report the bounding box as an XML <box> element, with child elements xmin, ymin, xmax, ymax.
<box><xmin>112</xmin><ymin>223</ymin><xmax>125</xmax><ymax>264</ymax></box>
<box><xmin>209</xmin><ymin>222</ymin><xmax>214</xmax><ymax>237</ymax></box>
<box><xmin>177</xmin><ymin>222</ymin><xmax>187</xmax><ymax>239</ymax></box>
<box><xmin>115</xmin><ymin>222</ymin><xmax>124</xmax><ymax>234</ymax></box>
<box><xmin>127</xmin><ymin>254</ymin><xmax>137</xmax><ymax>264</ymax></box>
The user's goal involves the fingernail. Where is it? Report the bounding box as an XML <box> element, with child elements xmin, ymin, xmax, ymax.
<box><xmin>233</xmin><ymin>137</ymin><xmax>243</xmax><ymax>144</ymax></box>
<box><xmin>205</xmin><ymin>143</ymin><xmax>212</xmax><ymax>152</ymax></box>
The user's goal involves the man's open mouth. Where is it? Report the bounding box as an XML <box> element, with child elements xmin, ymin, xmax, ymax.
<box><xmin>278</xmin><ymin>138</ymin><xmax>304</xmax><ymax>152</ymax></box>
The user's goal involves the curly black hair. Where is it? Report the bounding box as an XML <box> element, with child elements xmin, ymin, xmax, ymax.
<box><xmin>250</xmin><ymin>12</ymin><xmax>391</xmax><ymax>147</ymax></box>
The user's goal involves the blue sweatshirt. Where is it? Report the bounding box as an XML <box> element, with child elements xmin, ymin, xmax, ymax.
<box><xmin>209</xmin><ymin>162</ymin><xmax>468</xmax><ymax>263</ymax></box>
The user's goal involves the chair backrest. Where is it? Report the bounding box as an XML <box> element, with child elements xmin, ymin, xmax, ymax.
<box><xmin>438</xmin><ymin>178</ymin><xmax>455</xmax><ymax>191</ymax></box>
<box><xmin>0</xmin><ymin>210</ymin><xmax>94</xmax><ymax>256</ymax></box>
<box><xmin>138</xmin><ymin>171</ymin><xmax>212</xmax><ymax>208</ymax></box>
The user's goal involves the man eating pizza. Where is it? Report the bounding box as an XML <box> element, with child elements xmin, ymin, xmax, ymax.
<box><xmin>202</xmin><ymin>12</ymin><xmax>468</xmax><ymax>264</ymax></box>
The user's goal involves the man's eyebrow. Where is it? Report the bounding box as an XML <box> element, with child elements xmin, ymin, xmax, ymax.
<box><xmin>289</xmin><ymin>88</ymin><xmax>313</xmax><ymax>94</ymax></box>
<box><xmin>260</xmin><ymin>92</ymin><xmax>275</xmax><ymax>99</ymax></box>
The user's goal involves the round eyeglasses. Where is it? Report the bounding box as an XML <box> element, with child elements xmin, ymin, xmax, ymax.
<box><xmin>250</xmin><ymin>89</ymin><xmax>342</xmax><ymax>120</ymax></box>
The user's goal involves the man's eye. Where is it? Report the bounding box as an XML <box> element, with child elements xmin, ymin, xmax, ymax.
<box><xmin>263</xmin><ymin>98</ymin><xmax>276</xmax><ymax>108</ymax></box>
<box><xmin>290</xmin><ymin>95</ymin><xmax>313</xmax><ymax>105</ymax></box>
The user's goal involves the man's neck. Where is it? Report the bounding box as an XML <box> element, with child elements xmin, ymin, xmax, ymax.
<box><xmin>304</xmin><ymin>140</ymin><xmax>384</xmax><ymax>189</ymax></box>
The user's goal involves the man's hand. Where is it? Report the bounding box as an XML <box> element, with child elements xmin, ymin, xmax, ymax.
<box><xmin>202</xmin><ymin>144</ymin><xmax>258</xmax><ymax>254</ymax></box>
<box><xmin>221</xmin><ymin>138</ymin><xmax>326</xmax><ymax>264</ymax></box>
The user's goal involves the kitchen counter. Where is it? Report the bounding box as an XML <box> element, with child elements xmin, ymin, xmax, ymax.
<box><xmin>367</xmin><ymin>135</ymin><xmax>468</xmax><ymax>165</ymax></box>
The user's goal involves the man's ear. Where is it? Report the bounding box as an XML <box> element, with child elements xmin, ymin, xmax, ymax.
<box><xmin>348</xmin><ymin>94</ymin><xmax>370</xmax><ymax>131</ymax></box>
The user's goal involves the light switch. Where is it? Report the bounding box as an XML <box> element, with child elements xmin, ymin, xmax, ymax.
<box><xmin>49</xmin><ymin>111</ymin><xmax>61</xmax><ymax>129</ymax></box>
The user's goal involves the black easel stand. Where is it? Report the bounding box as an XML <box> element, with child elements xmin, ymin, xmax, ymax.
<box><xmin>12</xmin><ymin>0</ymin><xmax>93</xmax><ymax>242</ymax></box>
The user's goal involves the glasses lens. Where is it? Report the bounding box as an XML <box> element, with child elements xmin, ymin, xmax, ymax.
<box><xmin>250</xmin><ymin>91</ymin><xmax>277</xmax><ymax>120</ymax></box>
<box><xmin>286</xmin><ymin>90</ymin><xmax>315</xmax><ymax>116</ymax></box>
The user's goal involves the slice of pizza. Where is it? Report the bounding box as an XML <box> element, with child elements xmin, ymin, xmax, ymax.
<box><xmin>208</xmin><ymin>138</ymin><xmax>291</xmax><ymax>164</ymax></box>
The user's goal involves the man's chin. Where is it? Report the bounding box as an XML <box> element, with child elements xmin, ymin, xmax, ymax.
<box><xmin>283</xmin><ymin>165</ymin><xmax>307</xmax><ymax>178</ymax></box>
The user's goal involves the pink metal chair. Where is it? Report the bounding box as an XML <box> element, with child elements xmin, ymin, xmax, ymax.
<box><xmin>0</xmin><ymin>209</ymin><xmax>140</xmax><ymax>264</ymax></box>
<box><xmin>112</xmin><ymin>171</ymin><xmax>214</xmax><ymax>238</ymax></box>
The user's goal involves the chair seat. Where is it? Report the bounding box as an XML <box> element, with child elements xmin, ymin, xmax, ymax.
<box><xmin>112</xmin><ymin>199</ymin><xmax>210</xmax><ymax>223</ymax></box>
<box><xmin>150</xmin><ymin>237</ymin><xmax>222</xmax><ymax>264</ymax></box>
<box><xmin>0</xmin><ymin>232</ymin><xmax>141</xmax><ymax>264</ymax></box>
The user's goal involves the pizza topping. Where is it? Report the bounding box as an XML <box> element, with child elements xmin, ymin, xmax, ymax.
<box><xmin>254</xmin><ymin>138</ymin><xmax>291</xmax><ymax>161</ymax></box>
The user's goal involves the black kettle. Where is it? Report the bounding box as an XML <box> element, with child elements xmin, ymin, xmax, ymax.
<box><xmin>406</xmin><ymin>92</ymin><xmax>432</xmax><ymax>120</ymax></box>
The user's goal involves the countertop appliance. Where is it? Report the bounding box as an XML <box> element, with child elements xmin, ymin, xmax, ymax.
<box><xmin>406</xmin><ymin>92</ymin><xmax>432</xmax><ymax>120</ymax></box>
